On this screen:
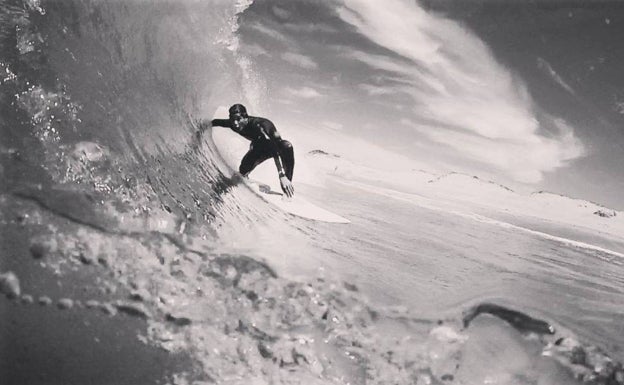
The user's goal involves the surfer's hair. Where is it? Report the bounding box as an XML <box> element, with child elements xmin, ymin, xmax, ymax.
<box><xmin>229</xmin><ymin>104</ymin><xmax>247</xmax><ymax>117</ymax></box>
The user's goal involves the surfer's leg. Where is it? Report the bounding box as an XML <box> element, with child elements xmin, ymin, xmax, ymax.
<box><xmin>279</xmin><ymin>140</ymin><xmax>295</xmax><ymax>181</ymax></box>
<box><xmin>239</xmin><ymin>143</ymin><xmax>272</xmax><ymax>176</ymax></box>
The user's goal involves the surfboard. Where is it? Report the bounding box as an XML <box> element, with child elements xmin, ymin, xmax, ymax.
<box><xmin>210</xmin><ymin>106</ymin><xmax>350</xmax><ymax>224</ymax></box>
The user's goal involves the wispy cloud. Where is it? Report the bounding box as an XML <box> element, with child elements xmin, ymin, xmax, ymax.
<box><xmin>358</xmin><ymin>83</ymin><xmax>394</xmax><ymax>96</ymax></box>
<box><xmin>283</xmin><ymin>86</ymin><xmax>323</xmax><ymax>99</ymax></box>
<box><xmin>337</xmin><ymin>0</ymin><xmax>585</xmax><ymax>183</ymax></box>
<box><xmin>281</xmin><ymin>52</ymin><xmax>318</xmax><ymax>69</ymax></box>
<box><xmin>242</xmin><ymin>42</ymin><xmax>271</xmax><ymax>57</ymax></box>
<box><xmin>343</xmin><ymin>50</ymin><xmax>412</xmax><ymax>77</ymax></box>
<box><xmin>537</xmin><ymin>57</ymin><xmax>576</xmax><ymax>95</ymax></box>
<box><xmin>342</xmin><ymin>49</ymin><xmax>440</xmax><ymax>96</ymax></box>
<box><xmin>246</xmin><ymin>21</ymin><xmax>290</xmax><ymax>43</ymax></box>
<box><xmin>271</xmin><ymin>5</ymin><xmax>291</xmax><ymax>20</ymax></box>
<box><xmin>275</xmin><ymin>98</ymin><xmax>295</xmax><ymax>106</ymax></box>
<box><xmin>322</xmin><ymin>121</ymin><xmax>343</xmax><ymax>130</ymax></box>
<box><xmin>402</xmin><ymin>116</ymin><xmax>584</xmax><ymax>183</ymax></box>
<box><xmin>339</xmin><ymin>48</ymin><xmax>457</xmax><ymax>101</ymax></box>
<box><xmin>283</xmin><ymin>22</ymin><xmax>337</xmax><ymax>34</ymax></box>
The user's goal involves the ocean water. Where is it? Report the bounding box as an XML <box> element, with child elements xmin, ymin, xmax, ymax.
<box><xmin>1</xmin><ymin>1</ymin><xmax>623</xmax><ymax>384</ymax></box>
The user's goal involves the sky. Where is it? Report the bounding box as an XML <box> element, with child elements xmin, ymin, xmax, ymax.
<box><xmin>232</xmin><ymin>0</ymin><xmax>624</xmax><ymax>209</ymax></box>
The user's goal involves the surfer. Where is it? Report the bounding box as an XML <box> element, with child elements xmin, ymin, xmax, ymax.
<box><xmin>207</xmin><ymin>104</ymin><xmax>295</xmax><ymax>197</ymax></box>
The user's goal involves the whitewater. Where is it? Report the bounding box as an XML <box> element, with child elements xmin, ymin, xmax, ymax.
<box><xmin>1</xmin><ymin>1</ymin><xmax>623</xmax><ymax>384</ymax></box>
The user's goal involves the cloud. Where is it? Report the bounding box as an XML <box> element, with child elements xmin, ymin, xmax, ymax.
<box><xmin>283</xmin><ymin>86</ymin><xmax>323</xmax><ymax>99</ymax></box>
<box><xmin>343</xmin><ymin>49</ymin><xmax>411</xmax><ymax>76</ymax></box>
<box><xmin>246</xmin><ymin>21</ymin><xmax>290</xmax><ymax>43</ymax></box>
<box><xmin>275</xmin><ymin>98</ymin><xmax>295</xmax><ymax>106</ymax></box>
<box><xmin>272</xmin><ymin>5</ymin><xmax>291</xmax><ymax>20</ymax></box>
<box><xmin>402</xmin><ymin>117</ymin><xmax>584</xmax><ymax>183</ymax></box>
<box><xmin>282</xmin><ymin>22</ymin><xmax>337</xmax><ymax>34</ymax></box>
<box><xmin>359</xmin><ymin>83</ymin><xmax>394</xmax><ymax>96</ymax></box>
<box><xmin>338</xmin><ymin>2</ymin><xmax>441</xmax><ymax>60</ymax></box>
<box><xmin>341</xmin><ymin>49</ymin><xmax>438</xmax><ymax>97</ymax></box>
<box><xmin>281</xmin><ymin>52</ymin><xmax>319</xmax><ymax>69</ymax></box>
<box><xmin>242</xmin><ymin>42</ymin><xmax>271</xmax><ymax>58</ymax></box>
<box><xmin>537</xmin><ymin>57</ymin><xmax>576</xmax><ymax>95</ymax></box>
<box><xmin>322</xmin><ymin>121</ymin><xmax>343</xmax><ymax>130</ymax></box>
<box><xmin>337</xmin><ymin>0</ymin><xmax>585</xmax><ymax>183</ymax></box>
<box><xmin>340</xmin><ymin>48</ymin><xmax>448</xmax><ymax>96</ymax></box>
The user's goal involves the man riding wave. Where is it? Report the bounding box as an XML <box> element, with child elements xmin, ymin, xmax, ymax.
<box><xmin>204</xmin><ymin>104</ymin><xmax>295</xmax><ymax>197</ymax></box>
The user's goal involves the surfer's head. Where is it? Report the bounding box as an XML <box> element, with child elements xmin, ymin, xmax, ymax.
<box><xmin>229</xmin><ymin>104</ymin><xmax>248</xmax><ymax>131</ymax></box>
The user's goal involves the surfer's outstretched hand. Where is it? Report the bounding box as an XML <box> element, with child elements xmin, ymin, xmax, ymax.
<box><xmin>280</xmin><ymin>176</ymin><xmax>294</xmax><ymax>197</ymax></box>
<box><xmin>195</xmin><ymin>119</ymin><xmax>211</xmax><ymax>143</ymax></box>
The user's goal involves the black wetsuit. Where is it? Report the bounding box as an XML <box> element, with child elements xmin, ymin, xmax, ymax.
<box><xmin>211</xmin><ymin>116</ymin><xmax>295</xmax><ymax>181</ymax></box>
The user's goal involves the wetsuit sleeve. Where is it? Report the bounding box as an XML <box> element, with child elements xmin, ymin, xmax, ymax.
<box><xmin>258</xmin><ymin>121</ymin><xmax>286</xmax><ymax>176</ymax></box>
<box><xmin>211</xmin><ymin>118</ymin><xmax>231</xmax><ymax>128</ymax></box>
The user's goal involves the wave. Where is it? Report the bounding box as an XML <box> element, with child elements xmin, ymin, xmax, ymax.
<box><xmin>1</xmin><ymin>1</ymin><xmax>623</xmax><ymax>384</ymax></box>
<box><xmin>339</xmin><ymin>178</ymin><xmax>624</xmax><ymax>259</ymax></box>
<box><xmin>1</xmin><ymin>0</ymin><xmax>269</xmax><ymax>223</ymax></box>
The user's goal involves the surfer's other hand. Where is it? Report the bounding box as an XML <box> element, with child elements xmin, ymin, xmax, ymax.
<box><xmin>280</xmin><ymin>176</ymin><xmax>294</xmax><ymax>197</ymax></box>
<box><xmin>199</xmin><ymin>119</ymin><xmax>212</xmax><ymax>132</ymax></box>
<box><xmin>195</xmin><ymin>120</ymin><xmax>212</xmax><ymax>143</ymax></box>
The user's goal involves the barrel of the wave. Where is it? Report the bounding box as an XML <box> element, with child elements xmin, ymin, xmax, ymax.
<box><xmin>208</xmin><ymin>106</ymin><xmax>349</xmax><ymax>224</ymax></box>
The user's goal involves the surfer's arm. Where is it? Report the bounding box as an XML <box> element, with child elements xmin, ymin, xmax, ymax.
<box><xmin>260</xmin><ymin>122</ymin><xmax>293</xmax><ymax>197</ymax></box>
<box><xmin>260</xmin><ymin>123</ymin><xmax>286</xmax><ymax>176</ymax></box>
<box><xmin>272</xmin><ymin>155</ymin><xmax>286</xmax><ymax>176</ymax></box>
<box><xmin>210</xmin><ymin>118</ymin><xmax>230</xmax><ymax>128</ymax></box>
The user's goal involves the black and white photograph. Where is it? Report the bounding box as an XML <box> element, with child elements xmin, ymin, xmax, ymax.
<box><xmin>1</xmin><ymin>0</ymin><xmax>623</xmax><ymax>384</ymax></box>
